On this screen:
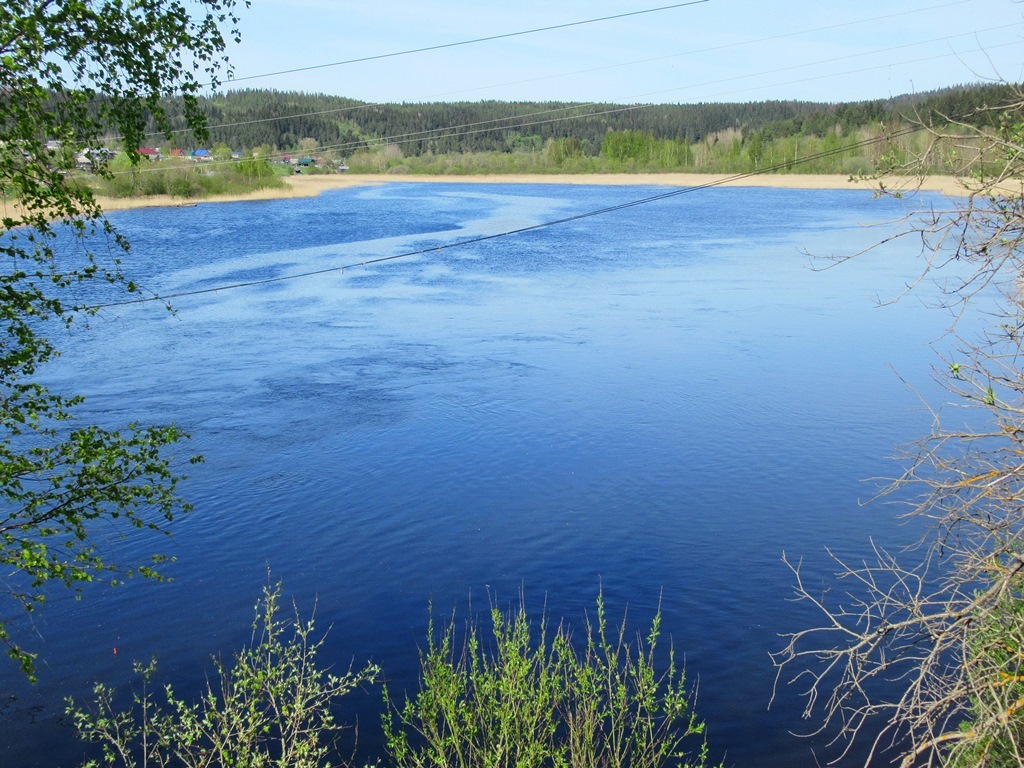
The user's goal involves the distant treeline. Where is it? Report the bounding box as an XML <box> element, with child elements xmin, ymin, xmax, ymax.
<box><xmin>133</xmin><ymin>83</ymin><xmax>1017</xmax><ymax>176</ymax></box>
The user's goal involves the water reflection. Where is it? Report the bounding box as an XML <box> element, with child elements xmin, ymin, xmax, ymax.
<box><xmin>3</xmin><ymin>183</ymin><xmax>965</xmax><ymax>767</ymax></box>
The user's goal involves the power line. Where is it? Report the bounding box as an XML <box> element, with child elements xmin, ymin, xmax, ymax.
<box><xmin>417</xmin><ymin>0</ymin><xmax>977</xmax><ymax>101</ymax></box>
<box><xmin>90</xmin><ymin>125</ymin><xmax>926</xmax><ymax>311</ymax></box>
<box><xmin>151</xmin><ymin>0</ymin><xmax>975</xmax><ymax>140</ymax></box>
<box><xmin>97</xmin><ymin>2</ymin><xmax>709</xmax><ymax>125</ymax></box>
<box><xmin>620</xmin><ymin>38</ymin><xmax>1024</xmax><ymax>103</ymax></box>
<box><xmin>279</xmin><ymin>34</ymin><xmax>1024</xmax><ymax>154</ymax></box>
<box><xmin>116</xmin><ymin>35</ymin><xmax>1023</xmax><ymax>178</ymax></box>
<box><xmin>221</xmin><ymin>1</ymin><xmax>711</xmax><ymax>86</ymax></box>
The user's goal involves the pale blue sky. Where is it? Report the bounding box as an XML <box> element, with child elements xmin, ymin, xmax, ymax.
<box><xmin>220</xmin><ymin>0</ymin><xmax>1024</xmax><ymax>104</ymax></box>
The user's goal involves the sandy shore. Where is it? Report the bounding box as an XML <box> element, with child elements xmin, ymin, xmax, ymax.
<box><xmin>92</xmin><ymin>174</ymin><xmax>372</xmax><ymax>211</ymax></box>
<box><xmin>86</xmin><ymin>171</ymin><xmax>968</xmax><ymax>211</ymax></box>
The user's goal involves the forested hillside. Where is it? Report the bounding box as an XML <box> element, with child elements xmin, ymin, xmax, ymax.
<box><xmin>130</xmin><ymin>82</ymin><xmax>1017</xmax><ymax>177</ymax></box>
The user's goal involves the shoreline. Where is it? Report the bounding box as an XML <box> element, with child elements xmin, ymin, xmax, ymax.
<box><xmin>90</xmin><ymin>171</ymin><xmax>970</xmax><ymax>212</ymax></box>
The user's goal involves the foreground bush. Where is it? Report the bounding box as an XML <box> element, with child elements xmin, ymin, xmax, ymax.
<box><xmin>69</xmin><ymin>589</ymin><xmax>712</xmax><ymax>768</ymax></box>
<box><xmin>68</xmin><ymin>584</ymin><xmax>378</xmax><ymax>768</ymax></box>
<box><xmin>384</xmin><ymin>593</ymin><xmax>714</xmax><ymax>768</ymax></box>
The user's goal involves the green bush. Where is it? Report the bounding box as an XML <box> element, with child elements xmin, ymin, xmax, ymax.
<box><xmin>68</xmin><ymin>583</ymin><xmax>379</xmax><ymax>768</ymax></box>
<box><xmin>167</xmin><ymin>173</ymin><xmax>200</xmax><ymax>198</ymax></box>
<box><xmin>138</xmin><ymin>171</ymin><xmax>167</xmax><ymax>196</ymax></box>
<box><xmin>944</xmin><ymin>579</ymin><xmax>1024</xmax><ymax>768</ymax></box>
<box><xmin>384</xmin><ymin>593</ymin><xmax>715</xmax><ymax>768</ymax></box>
<box><xmin>69</xmin><ymin>587</ymin><xmax>713</xmax><ymax>768</ymax></box>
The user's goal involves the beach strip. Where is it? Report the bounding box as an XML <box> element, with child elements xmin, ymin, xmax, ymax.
<box><xmin>88</xmin><ymin>171</ymin><xmax>969</xmax><ymax>212</ymax></box>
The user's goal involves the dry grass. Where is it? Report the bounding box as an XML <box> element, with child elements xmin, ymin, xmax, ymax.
<box><xmin>3</xmin><ymin>172</ymin><xmax>973</xmax><ymax>219</ymax></box>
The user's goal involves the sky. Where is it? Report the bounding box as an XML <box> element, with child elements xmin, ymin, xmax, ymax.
<box><xmin>216</xmin><ymin>0</ymin><xmax>1024</xmax><ymax>105</ymax></box>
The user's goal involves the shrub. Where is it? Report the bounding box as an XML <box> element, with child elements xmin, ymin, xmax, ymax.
<box><xmin>167</xmin><ymin>173</ymin><xmax>201</xmax><ymax>198</ymax></box>
<box><xmin>138</xmin><ymin>170</ymin><xmax>167</xmax><ymax>196</ymax></box>
<box><xmin>68</xmin><ymin>583</ymin><xmax>379</xmax><ymax>768</ymax></box>
<box><xmin>383</xmin><ymin>592</ymin><xmax>715</xmax><ymax>768</ymax></box>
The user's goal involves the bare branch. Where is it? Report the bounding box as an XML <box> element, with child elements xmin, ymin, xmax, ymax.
<box><xmin>775</xmin><ymin>84</ymin><xmax>1024</xmax><ymax>766</ymax></box>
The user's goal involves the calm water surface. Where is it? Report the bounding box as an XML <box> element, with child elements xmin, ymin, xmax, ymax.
<box><xmin>2</xmin><ymin>183</ymin><xmax>969</xmax><ymax>766</ymax></box>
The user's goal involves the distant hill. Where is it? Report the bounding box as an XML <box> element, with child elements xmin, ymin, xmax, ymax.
<box><xmin>115</xmin><ymin>83</ymin><xmax>1017</xmax><ymax>178</ymax></box>
<box><xmin>145</xmin><ymin>83</ymin><xmax>1015</xmax><ymax>158</ymax></box>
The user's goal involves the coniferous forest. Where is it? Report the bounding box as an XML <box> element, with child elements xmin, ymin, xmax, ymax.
<box><xmin>123</xmin><ymin>82</ymin><xmax>1017</xmax><ymax>178</ymax></box>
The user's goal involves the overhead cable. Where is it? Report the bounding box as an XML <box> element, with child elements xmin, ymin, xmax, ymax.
<box><xmin>117</xmin><ymin>36</ymin><xmax>1023</xmax><ymax>178</ymax></box>
<box><xmin>89</xmin><ymin>125</ymin><xmax>928</xmax><ymax>311</ymax></box>
<box><xmin>221</xmin><ymin>1</ymin><xmax>711</xmax><ymax>86</ymax></box>
<box><xmin>416</xmin><ymin>0</ymin><xmax>977</xmax><ymax>101</ymax></box>
<box><xmin>151</xmin><ymin>0</ymin><xmax>976</xmax><ymax>139</ymax></box>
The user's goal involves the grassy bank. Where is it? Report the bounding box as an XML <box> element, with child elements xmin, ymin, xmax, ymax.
<box><xmin>85</xmin><ymin>154</ymin><xmax>288</xmax><ymax>200</ymax></box>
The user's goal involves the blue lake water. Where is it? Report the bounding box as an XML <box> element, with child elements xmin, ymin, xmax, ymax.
<box><xmin>1</xmin><ymin>182</ymin><xmax>971</xmax><ymax>766</ymax></box>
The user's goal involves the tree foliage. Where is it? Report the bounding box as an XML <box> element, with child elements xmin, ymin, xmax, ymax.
<box><xmin>0</xmin><ymin>0</ymin><xmax>245</xmax><ymax>677</ymax></box>
<box><xmin>773</xmin><ymin>88</ymin><xmax>1024</xmax><ymax>766</ymax></box>
<box><xmin>69</xmin><ymin>582</ymin><xmax>379</xmax><ymax>768</ymax></box>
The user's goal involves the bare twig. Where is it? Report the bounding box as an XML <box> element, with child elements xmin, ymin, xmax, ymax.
<box><xmin>774</xmin><ymin>84</ymin><xmax>1024</xmax><ymax>766</ymax></box>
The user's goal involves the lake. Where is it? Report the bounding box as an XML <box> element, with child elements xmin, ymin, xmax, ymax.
<box><xmin>1</xmin><ymin>182</ymin><xmax>967</xmax><ymax>766</ymax></box>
